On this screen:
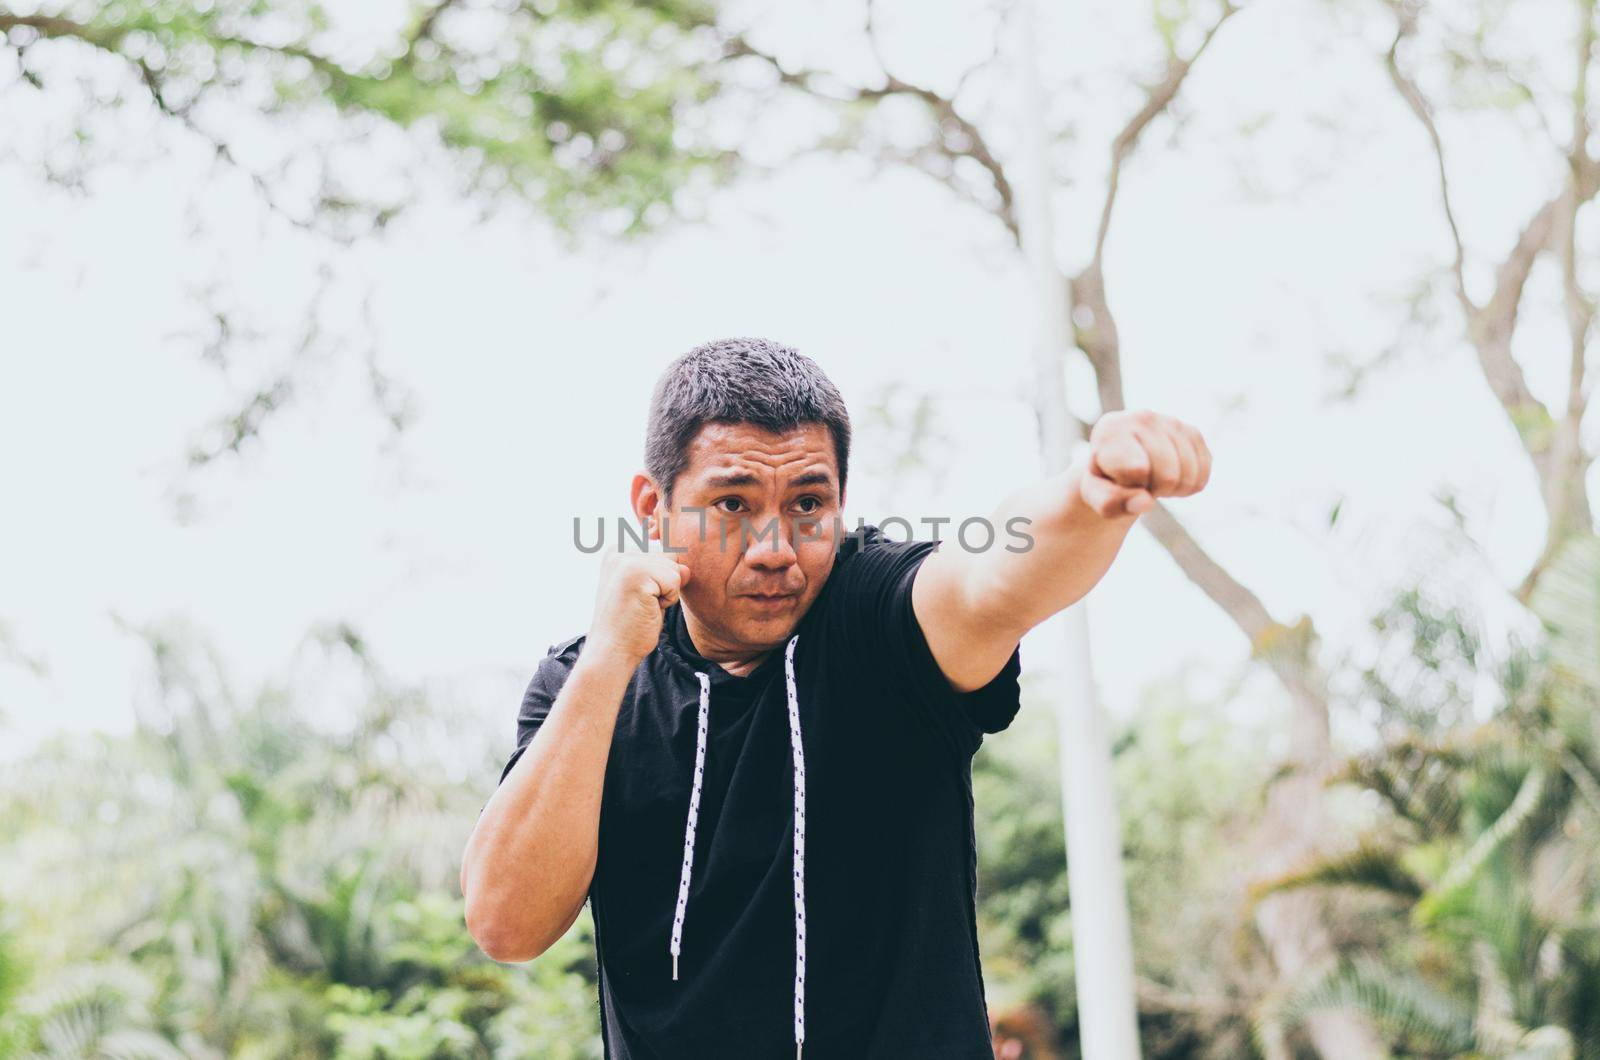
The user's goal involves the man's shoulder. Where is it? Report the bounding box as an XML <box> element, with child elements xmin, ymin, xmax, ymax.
<box><xmin>547</xmin><ymin>632</ymin><xmax>587</xmax><ymax>659</ymax></box>
<box><xmin>808</xmin><ymin>523</ymin><xmax>941</xmax><ymax>627</ymax></box>
<box><xmin>830</xmin><ymin>522</ymin><xmax>941</xmax><ymax>580</ymax></box>
<box><xmin>521</xmin><ymin>634</ymin><xmax>590</xmax><ymax>707</ymax></box>
<box><xmin>517</xmin><ymin>633</ymin><xmax>591</xmax><ymax>719</ymax></box>
<box><xmin>839</xmin><ymin>521</ymin><xmax>946</xmax><ymax>551</ymax></box>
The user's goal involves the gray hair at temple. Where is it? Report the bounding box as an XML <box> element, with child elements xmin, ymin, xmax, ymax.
<box><xmin>644</xmin><ymin>337</ymin><xmax>853</xmax><ymax>507</ymax></box>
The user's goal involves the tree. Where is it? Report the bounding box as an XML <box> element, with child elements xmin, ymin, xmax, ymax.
<box><xmin>1240</xmin><ymin>5</ymin><xmax>1600</xmax><ymax>1043</ymax></box>
<box><xmin>1253</xmin><ymin>534</ymin><xmax>1600</xmax><ymax>1056</ymax></box>
<box><xmin>0</xmin><ymin>0</ymin><xmax>734</xmax><ymax>460</ymax></box>
<box><xmin>1368</xmin><ymin>0</ymin><xmax>1598</xmax><ymax>606</ymax></box>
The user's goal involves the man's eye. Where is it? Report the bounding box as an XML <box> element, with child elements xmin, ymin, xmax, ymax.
<box><xmin>795</xmin><ymin>496</ymin><xmax>822</xmax><ymax>514</ymax></box>
<box><xmin>715</xmin><ymin>498</ymin><xmax>746</xmax><ymax>515</ymax></box>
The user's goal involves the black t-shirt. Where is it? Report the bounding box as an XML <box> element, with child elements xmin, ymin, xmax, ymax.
<box><xmin>496</xmin><ymin>525</ymin><xmax>1024</xmax><ymax>1059</ymax></box>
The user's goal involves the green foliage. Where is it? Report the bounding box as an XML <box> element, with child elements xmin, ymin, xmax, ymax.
<box><xmin>974</xmin><ymin>667</ymin><xmax>1269</xmax><ymax>1057</ymax></box>
<box><xmin>1258</xmin><ymin>537</ymin><xmax>1600</xmax><ymax>1056</ymax></box>
<box><xmin>1528</xmin><ymin>534</ymin><xmax>1600</xmax><ymax>749</ymax></box>
<box><xmin>974</xmin><ymin>693</ymin><xmax>1075</xmax><ymax>1028</ymax></box>
<box><xmin>1263</xmin><ymin>957</ymin><xmax>1478</xmax><ymax>1057</ymax></box>
<box><xmin>2</xmin><ymin>0</ymin><xmax>732</xmax><ymax>235</ymax></box>
<box><xmin>1360</xmin><ymin>584</ymin><xmax>1485</xmax><ymax>734</ymax></box>
<box><xmin>1113</xmin><ymin>670</ymin><xmax>1271</xmax><ymax>980</ymax></box>
<box><xmin>1256</xmin><ymin>840</ymin><xmax>1426</xmax><ymax>902</ymax></box>
<box><xmin>0</xmin><ymin>961</ymin><xmax>186</xmax><ymax>1060</ymax></box>
<box><xmin>0</xmin><ymin>622</ymin><xmax>604</xmax><ymax>1058</ymax></box>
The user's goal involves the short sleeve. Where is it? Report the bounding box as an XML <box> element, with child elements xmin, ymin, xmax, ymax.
<box><xmin>826</xmin><ymin>527</ymin><xmax>1023</xmax><ymax>760</ymax></box>
<box><xmin>496</xmin><ymin>634</ymin><xmax>586</xmax><ymax>788</ymax></box>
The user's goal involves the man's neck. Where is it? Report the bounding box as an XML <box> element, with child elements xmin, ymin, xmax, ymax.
<box><xmin>680</xmin><ymin>605</ymin><xmax>774</xmax><ymax>678</ymax></box>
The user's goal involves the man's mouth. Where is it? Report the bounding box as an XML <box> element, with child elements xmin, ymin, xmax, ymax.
<box><xmin>745</xmin><ymin>592</ymin><xmax>798</xmax><ymax>606</ymax></box>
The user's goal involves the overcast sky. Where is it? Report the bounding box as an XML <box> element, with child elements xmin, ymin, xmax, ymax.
<box><xmin>0</xmin><ymin>0</ymin><xmax>1568</xmax><ymax>767</ymax></box>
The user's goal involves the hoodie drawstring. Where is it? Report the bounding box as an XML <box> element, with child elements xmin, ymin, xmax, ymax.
<box><xmin>669</xmin><ymin>670</ymin><xmax>712</xmax><ymax>982</ymax></box>
<box><xmin>670</xmin><ymin>634</ymin><xmax>806</xmax><ymax>1058</ymax></box>
<box><xmin>783</xmin><ymin>634</ymin><xmax>807</xmax><ymax>1058</ymax></box>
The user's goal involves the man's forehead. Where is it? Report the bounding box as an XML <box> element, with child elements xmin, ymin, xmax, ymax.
<box><xmin>682</xmin><ymin>423</ymin><xmax>838</xmax><ymax>481</ymax></box>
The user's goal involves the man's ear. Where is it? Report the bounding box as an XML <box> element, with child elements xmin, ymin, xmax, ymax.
<box><xmin>630</xmin><ymin>472</ymin><xmax>664</xmax><ymax>542</ymax></box>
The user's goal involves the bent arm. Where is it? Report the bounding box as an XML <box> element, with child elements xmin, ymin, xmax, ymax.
<box><xmin>460</xmin><ymin>650</ymin><xmax>635</xmax><ymax>962</ymax></box>
<box><xmin>912</xmin><ymin>456</ymin><xmax>1139</xmax><ymax>692</ymax></box>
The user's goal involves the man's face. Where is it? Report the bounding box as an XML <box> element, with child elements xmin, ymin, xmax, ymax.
<box><xmin>639</xmin><ymin>421</ymin><xmax>843</xmax><ymax>655</ymax></box>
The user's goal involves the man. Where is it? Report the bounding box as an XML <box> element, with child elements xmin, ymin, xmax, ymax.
<box><xmin>460</xmin><ymin>337</ymin><xmax>1210</xmax><ymax>1058</ymax></box>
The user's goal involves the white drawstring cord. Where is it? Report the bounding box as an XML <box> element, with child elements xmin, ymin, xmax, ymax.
<box><xmin>783</xmin><ymin>634</ymin><xmax>807</xmax><ymax>1058</ymax></box>
<box><xmin>670</xmin><ymin>671</ymin><xmax>711</xmax><ymax>981</ymax></box>
<box><xmin>669</xmin><ymin>637</ymin><xmax>807</xmax><ymax>1058</ymax></box>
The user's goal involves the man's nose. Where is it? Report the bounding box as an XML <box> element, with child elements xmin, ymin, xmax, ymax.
<box><xmin>744</xmin><ymin>518</ymin><xmax>798</xmax><ymax>568</ymax></box>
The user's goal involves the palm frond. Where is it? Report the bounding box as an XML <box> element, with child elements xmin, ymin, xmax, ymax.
<box><xmin>1251</xmin><ymin>840</ymin><xmax>1425</xmax><ymax>902</ymax></box>
<box><xmin>1506</xmin><ymin>1024</ymin><xmax>1576</xmax><ymax>1060</ymax></box>
<box><xmin>1256</xmin><ymin>957</ymin><xmax>1476</xmax><ymax>1057</ymax></box>
<box><xmin>1333</xmin><ymin>736</ymin><xmax>1468</xmax><ymax>836</ymax></box>
<box><xmin>1417</xmin><ymin>765</ymin><xmax>1549</xmax><ymax>925</ymax></box>
<box><xmin>1526</xmin><ymin>534</ymin><xmax>1600</xmax><ymax>751</ymax></box>
<box><xmin>8</xmin><ymin>962</ymin><xmax>183</xmax><ymax>1060</ymax></box>
<box><xmin>1526</xmin><ymin>535</ymin><xmax>1600</xmax><ymax>687</ymax></box>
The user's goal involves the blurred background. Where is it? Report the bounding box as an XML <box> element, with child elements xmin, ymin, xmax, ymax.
<box><xmin>1</xmin><ymin>0</ymin><xmax>1597</xmax><ymax>1055</ymax></box>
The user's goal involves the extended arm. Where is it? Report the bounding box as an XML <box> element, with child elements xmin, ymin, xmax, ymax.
<box><xmin>912</xmin><ymin>409</ymin><xmax>1212</xmax><ymax>692</ymax></box>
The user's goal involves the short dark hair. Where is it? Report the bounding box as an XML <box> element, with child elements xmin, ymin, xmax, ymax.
<box><xmin>645</xmin><ymin>337</ymin><xmax>852</xmax><ymax>506</ymax></box>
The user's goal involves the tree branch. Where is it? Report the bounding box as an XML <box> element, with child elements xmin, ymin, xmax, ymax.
<box><xmin>1512</xmin><ymin>0</ymin><xmax>1599</xmax><ymax>602</ymax></box>
<box><xmin>1091</xmin><ymin>4</ymin><xmax>1237</xmax><ymax>271</ymax></box>
<box><xmin>0</xmin><ymin>10</ymin><xmax>358</xmax><ymax>232</ymax></box>
<box><xmin>721</xmin><ymin>31</ymin><xmax>1018</xmax><ymax>239</ymax></box>
<box><xmin>1376</xmin><ymin>0</ymin><xmax>1600</xmax><ymax>568</ymax></box>
<box><xmin>1072</xmin><ymin>4</ymin><xmax>1237</xmax><ymax>404</ymax></box>
<box><xmin>1381</xmin><ymin>5</ymin><xmax>1471</xmax><ymax>314</ymax></box>
<box><xmin>1553</xmin><ymin>0</ymin><xmax>1597</xmax><ymax>526</ymax></box>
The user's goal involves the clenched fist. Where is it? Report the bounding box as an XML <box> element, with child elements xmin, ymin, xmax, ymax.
<box><xmin>1077</xmin><ymin>409</ymin><xmax>1211</xmax><ymax>519</ymax></box>
<box><xmin>587</xmin><ymin>551</ymin><xmax>692</xmax><ymax>668</ymax></box>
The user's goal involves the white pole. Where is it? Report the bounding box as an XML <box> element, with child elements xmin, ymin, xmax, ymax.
<box><xmin>1011</xmin><ymin>1</ymin><xmax>1143</xmax><ymax>1056</ymax></box>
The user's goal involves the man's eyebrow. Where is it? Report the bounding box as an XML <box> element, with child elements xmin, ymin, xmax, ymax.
<box><xmin>701</xmin><ymin>471</ymin><xmax>761</xmax><ymax>489</ymax></box>
<box><xmin>788</xmin><ymin>470</ymin><xmax>836</xmax><ymax>490</ymax></box>
<box><xmin>698</xmin><ymin>469</ymin><xmax>837</xmax><ymax>490</ymax></box>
